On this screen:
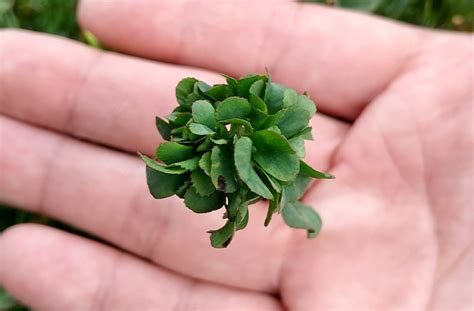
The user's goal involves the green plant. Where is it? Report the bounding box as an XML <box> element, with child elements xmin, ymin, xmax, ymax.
<box><xmin>0</xmin><ymin>0</ymin><xmax>469</xmax><ymax>308</ymax></box>
<box><xmin>141</xmin><ymin>74</ymin><xmax>334</xmax><ymax>248</ymax></box>
<box><xmin>304</xmin><ymin>0</ymin><xmax>473</xmax><ymax>31</ymax></box>
<box><xmin>0</xmin><ymin>287</ymin><xmax>27</xmax><ymax>311</ymax></box>
<box><xmin>0</xmin><ymin>0</ymin><xmax>80</xmax><ymax>38</ymax></box>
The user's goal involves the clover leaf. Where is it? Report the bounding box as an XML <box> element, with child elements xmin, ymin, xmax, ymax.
<box><xmin>155</xmin><ymin>142</ymin><xmax>194</xmax><ymax>164</ymax></box>
<box><xmin>146</xmin><ymin>166</ymin><xmax>188</xmax><ymax>199</ymax></box>
<box><xmin>282</xmin><ymin>201</ymin><xmax>322</xmax><ymax>238</ymax></box>
<box><xmin>216</xmin><ymin>97</ymin><xmax>251</xmax><ymax>120</ymax></box>
<box><xmin>141</xmin><ymin>73</ymin><xmax>334</xmax><ymax>248</ymax></box>
<box><xmin>192</xmin><ymin>100</ymin><xmax>217</xmax><ymax>130</ymax></box>
<box><xmin>251</xmin><ymin>130</ymin><xmax>299</xmax><ymax>181</ymax></box>
<box><xmin>210</xmin><ymin>145</ymin><xmax>238</xmax><ymax>193</ymax></box>
<box><xmin>234</xmin><ymin>137</ymin><xmax>273</xmax><ymax>199</ymax></box>
<box><xmin>184</xmin><ymin>186</ymin><xmax>225</xmax><ymax>213</ymax></box>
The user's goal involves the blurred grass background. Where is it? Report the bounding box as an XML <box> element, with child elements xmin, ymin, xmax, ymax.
<box><xmin>0</xmin><ymin>0</ymin><xmax>472</xmax><ymax>309</ymax></box>
<box><xmin>308</xmin><ymin>0</ymin><xmax>473</xmax><ymax>31</ymax></box>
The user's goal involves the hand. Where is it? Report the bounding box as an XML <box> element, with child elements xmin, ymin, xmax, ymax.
<box><xmin>0</xmin><ymin>1</ymin><xmax>471</xmax><ymax>309</ymax></box>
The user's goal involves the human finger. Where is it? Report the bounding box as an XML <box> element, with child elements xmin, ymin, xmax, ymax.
<box><xmin>0</xmin><ymin>224</ymin><xmax>281</xmax><ymax>310</ymax></box>
<box><xmin>78</xmin><ymin>0</ymin><xmax>422</xmax><ymax>120</ymax></box>
<box><xmin>0</xmin><ymin>29</ymin><xmax>348</xmax><ymax>163</ymax></box>
<box><xmin>0</xmin><ymin>29</ymin><xmax>219</xmax><ymax>156</ymax></box>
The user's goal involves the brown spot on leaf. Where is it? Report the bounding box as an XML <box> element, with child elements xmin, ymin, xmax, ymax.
<box><xmin>217</xmin><ymin>175</ymin><xmax>226</xmax><ymax>192</ymax></box>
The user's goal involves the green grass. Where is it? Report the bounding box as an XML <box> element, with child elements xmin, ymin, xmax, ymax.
<box><xmin>0</xmin><ymin>0</ymin><xmax>80</xmax><ymax>38</ymax></box>
<box><xmin>306</xmin><ymin>0</ymin><xmax>473</xmax><ymax>31</ymax></box>
<box><xmin>0</xmin><ymin>288</ymin><xmax>27</xmax><ymax>311</ymax></box>
<box><xmin>0</xmin><ymin>0</ymin><xmax>472</xmax><ymax>309</ymax></box>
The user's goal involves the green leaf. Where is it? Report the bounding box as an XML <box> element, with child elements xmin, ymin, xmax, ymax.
<box><xmin>209</xmin><ymin>221</ymin><xmax>235</xmax><ymax>248</ymax></box>
<box><xmin>266</xmin><ymin>125</ymin><xmax>282</xmax><ymax>134</ymax></box>
<box><xmin>249</xmin><ymin>79</ymin><xmax>266</xmax><ymax>97</ymax></box>
<box><xmin>155</xmin><ymin>116</ymin><xmax>171</xmax><ymax>141</ymax></box>
<box><xmin>168</xmin><ymin>112</ymin><xmax>192</xmax><ymax>127</ymax></box>
<box><xmin>300</xmin><ymin>161</ymin><xmax>335</xmax><ymax>179</ymax></box>
<box><xmin>189</xmin><ymin>123</ymin><xmax>215</xmax><ymax>135</ymax></box>
<box><xmin>182</xmin><ymin>126</ymin><xmax>200</xmax><ymax>141</ymax></box>
<box><xmin>146</xmin><ymin>166</ymin><xmax>188</xmax><ymax>199</ymax></box>
<box><xmin>184</xmin><ymin>186</ymin><xmax>225</xmax><ymax>213</ymax></box>
<box><xmin>244</xmin><ymin>192</ymin><xmax>261</xmax><ymax>206</ymax></box>
<box><xmin>223</xmin><ymin>74</ymin><xmax>238</xmax><ymax>90</ymax></box>
<box><xmin>256</xmin><ymin>166</ymin><xmax>282</xmax><ymax>193</ymax></box>
<box><xmin>235</xmin><ymin>205</ymin><xmax>249</xmax><ymax>231</ymax></box>
<box><xmin>216</xmin><ymin>123</ymin><xmax>231</xmax><ymax>138</ymax></box>
<box><xmin>282</xmin><ymin>88</ymin><xmax>298</xmax><ymax>108</ymax></box>
<box><xmin>237</xmin><ymin>75</ymin><xmax>266</xmax><ymax>97</ymax></box>
<box><xmin>166</xmin><ymin>112</ymin><xmax>179</xmax><ymax>123</ymax></box>
<box><xmin>289</xmin><ymin>136</ymin><xmax>305</xmax><ymax>157</ymax></box>
<box><xmin>192</xmin><ymin>100</ymin><xmax>217</xmax><ymax>130</ymax></box>
<box><xmin>197</xmin><ymin>81</ymin><xmax>211</xmax><ymax>93</ymax></box>
<box><xmin>172</xmin><ymin>105</ymin><xmax>191</xmax><ymax>113</ymax></box>
<box><xmin>282</xmin><ymin>202</ymin><xmax>322</xmax><ymax>238</ymax></box>
<box><xmin>191</xmin><ymin>169</ymin><xmax>215</xmax><ymax>196</ymax></box>
<box><xmin>264</xmin><ymin>82</ymin><xmax>286</xmax><ymax>114</ymax></box>
<box><xmin>278</xmin><ymin>187</ymin><xmax>288</xmax><ymax>213</ymax></box>
<box><xmin>196</xmin><ymin>136</ymin><xmax>214</xmax><ymax>152</ymax></box>
<box><xmin>249</xmin><ymin>93</ymin><xmax>268</xmax><ymax>113</ymax></box>
<box><xmin>296</xmin><ymin>94</ymin><xmax>316</xmax><ymax>117</ymax></box>
<box><xmin>204</xmin><ymin>84</ymin><xmax>234</xmax><ymax>101</ymax></box>
<box><xmin>140</xmin><ymin>153</ymin><xmax>187</xmax><ymax>174</ymax></box>
<box><xmin>251</xmin><ymin>130</ymin><xmax>299</xmax><ymax>181</ymax></box>
<box><xmin>210</xmin><ymin>145</ymin><xmax>238</xmax><ymax>193</ymax></box>
<box><xmin>156</xmin><ymin>142</ymin><xmax>195</xmax><ymax>164</ymax></box>
<box><xmin>264</xmin><ymin>193</ymin><xmax>279</xmax><ymax>226</ymax></box>
<box><xmin>283</xmin><ymin>173</ymin><xmax>312</xmax><ymax>202</ymax></box>
<box><xmin>255</xmin><ymin>109</ymin><xmax>285</xmax><ymax>130</ymax></box>
<box><xmin>176</xmin><ymin>77</ymin><xmax>198</xmax><ymax>106</ymax></box>
<box><xmin>226</xmin><ymin>188</ymin><xmax>248</xmax><ymax>220</ymax></box>
<box><xmin>175</xmin><ymin>180</ymin><xmax>191</xmax><ymax>198</ymax></box>
<box><xmin>169</xmin><ymin>137</ymin><xmax>187</xmax><ymax>143</ymax></box>
<box><xmin>211</xmin><ymin>138</ymin><xmax>227</xmax><ymax>145</ymax></box>
<box><xmin>234</xmin><ymin>137</ymin><xmax>273</xmax><ymax>199</ymax></box>
<box><xmin>216</xmin><ymin>97</ymin><xmax>251</xmax><ymax>121</ymax></box>
<box><xmin>294</xmin><ymin>127</ymin><xmax>314</xmax><ymax>140</ymax></box>
<box><xmin>170</xmin><ymin>126</ymin><xmax>185</xmax><ymax>136</ymax></box>
<box><xmin>172</xmin><ymin>156</ymin><xmax>200</xmax><ymax>171</ymax></box>
<box><xmin>199</xmin><ymin>152</ymin><xmax>212</xmax><ymax>176</ymax></box>
<box><xmin>248</xmin><ymin>107</ymin><xmax>268</xmax><ymax>130</ymax></box>
<box><xmin>285</xmin><ymin>127</ymin><xmax>312</xmax><ymax>157</ymax></box>
<box><xmin>219</xmin><ymin>118</ymin><xmax>253</xmax><ymax>135</ymax></box>
<box><xmin>276</xmin><ymin>105</ymin><xmax>310</xmax><ymax>138</ymax></box>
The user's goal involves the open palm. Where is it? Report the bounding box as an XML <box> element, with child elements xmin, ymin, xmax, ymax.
<box><xmin>0</xmin><ymin>1</ymin><xmax>472</xmax><ymax>310</ymax></box>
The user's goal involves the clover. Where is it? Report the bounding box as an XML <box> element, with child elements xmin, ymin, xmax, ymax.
<box><xmin>140</xmin><ymin>73</ymin><xmax>334</xmax><ymax>248</ymax></box>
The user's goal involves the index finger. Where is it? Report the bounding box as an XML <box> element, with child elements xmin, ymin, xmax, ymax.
<box><xmin>78</xmin><ymin>0</ymin><xmax>423</xmax><ymax>120</ymax></box>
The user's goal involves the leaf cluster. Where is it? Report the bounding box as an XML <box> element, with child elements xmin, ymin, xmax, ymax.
<box><xmin>141</xmin><ymin>73</ymin><xmax>334</xmax><ymax>248</ymax></box>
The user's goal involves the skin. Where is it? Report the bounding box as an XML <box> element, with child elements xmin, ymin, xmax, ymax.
<box><xmin>0</xmin><ymin>0</ymin><xmax>472</xmax><ymax>310</ymax></box>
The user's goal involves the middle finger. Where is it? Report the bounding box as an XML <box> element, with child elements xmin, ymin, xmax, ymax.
<box><xmin>0</xmin><ymin>29</ymin><xmax>349</xmax><ymax>167</ymax></box>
